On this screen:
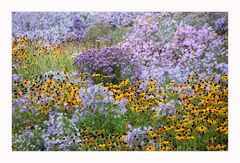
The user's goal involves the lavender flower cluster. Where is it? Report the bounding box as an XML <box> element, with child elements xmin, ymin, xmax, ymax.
<box><xmin>124</xmin><ymin>125</ymin><xmax>154</xmax><ymax>150</ymax></box>
<box><xmin>42</xmin><ymin>112</ymin><xmax>82</xmax><ymax>150</ymax></box>
<box><xmin>12</xmin><ymin>12</ymin><xmax>139</xmax><ymax>44</ymax></box>
<box><xmin>120</xmin><ymin>13</ymin><xmax>227</xmax><ymax>85</ymax></box>
<box><xmin>79</xmin><ymin>84</ymin><xmax>127</xmax><ymax>115</ymax></box>
<box><xmin>74</xmin><ymin>46</ymin><xmax>140</xmax><ymax>82</ymax></box>
<box><xmin>12</xmin><ymin>12</ymin><xmax>91</xmax><ymax>44</ymax></box>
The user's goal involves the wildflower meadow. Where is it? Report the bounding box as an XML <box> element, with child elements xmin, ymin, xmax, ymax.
<box><xmin>12</xmin><ymin>12</ymin><xmax>228</xmax><ymax>151</ymax></box>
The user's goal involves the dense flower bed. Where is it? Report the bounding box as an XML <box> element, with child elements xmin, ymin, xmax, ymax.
<box><xmin>12</xmin><ymin>12</ymin><xmax>228</xmax><ymax>151</ymax></box>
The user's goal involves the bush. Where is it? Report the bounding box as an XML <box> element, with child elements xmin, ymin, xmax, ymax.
<box><xmin>74</xmin><ymin>46</ymin><xmax>140</xmax><ymax>84</ymax></box>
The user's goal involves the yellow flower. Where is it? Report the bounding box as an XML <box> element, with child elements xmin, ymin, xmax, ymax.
<box><xmin>161</xmin><ymin>145</ymin><xmax>171</xmax><ymax>151</ymax></box>
<box><xmin>102</xmin><ymin>75</ymin><xmax>111</xmax><ymax>78</ymax></box>
<box><xmin>131</xmin><ymin>106</ymin><xmax>139</xmax><ymax>112</ymax></box>
<box><xmin>196</xmin><ymin>126</ymin><xmax>208</xmax><ymax>134</ymax></box>
<box><xmin>115</xmin><ymin>94</ymin><xmax>123</xmax><ymax>102</ymax></box>
<box><xmin>186</xmin><ymin>136</ymin><xmax>194</xmax><ymax>140</ymax></box>
<box><xmin>124</xmin><ymin>79</ymin><xmax>130</xmax><ymax>85</ymax></box>
<box><xmin>175</xmin><ymin>135</ymin><xmax>185</xmax><ymax>141</ymax></box>
<box><xmin>92</xmin><ymin>73</ymin><xmax>101</xmax><ymax>77</ymax></box>
<box><xmin>23</xmin><ymin>80</ymin><xmax>30</xmax><ymax>87</ymax></box>
<box><xmin>97</xmin><ymin>129</ymin><xmax>105</xmax><ymax>136</ymax></box>
<box><xmin>214</xmin><ymin>144</ymin><xmax>226</xmax><ymax>150</ymax></box>
<box><xmin>46</xmin><ymin>79</ymin><xmax>54</xmax><ymax>85</ymax></box>
<box><xmin>146</xmin><ymin>145</ymin><xmax>155</xmax><ymax>151</ymax></box>
<box><xmin>149</xmin><ymin>132</ymin><xmax>157</xmax><ymax>138</ymax></box>
<box><xmin>98</xmin><ymin>144</ymin><xmax>106</xmax><ymax>149</ymax></box>
<box><xmin>169</xmin><ymin>82</ymin><xmax>175</xmax><ymax>86</ymax></box>
<box><xmin>157</xmin><ymin>15</ymin><xmax>163</xmax><ymax>19</ymax></box>
<box><xmin>222</xmin><ymin>75</ymin><xmax>228</xmax><ymax>81</ymax></box>
<box><xmin>207</xmin><ymin>145</ymin><xmax>214</xmax><ymax>150</ymax></box>
<box><xmin>121</xmin><ymin>135</ymin><xmax>128</xmax><ymax>142</ymax></box>
<box><xmin>146</xmin><ymin>17</ymin><xmax>153</xmax><ymax>22</ymax></box>
<box><xmin>62</xmin><ymin>70</ymin><xmax>68</xmax><ymax>75</ymax></box>
<box><xmin>162</xmin><ymin>141</ymin><xmax>170</xmax><ymax>145</ymax></box>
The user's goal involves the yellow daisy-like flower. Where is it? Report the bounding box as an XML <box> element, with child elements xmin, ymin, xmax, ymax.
<box><xmin>146</xmin><ymin>145</ymin><xmax>155</xmax><ymax>151</ymax></box>
<box><xmin>98</xmin><ymin>144</ymin><xmax>106</xmax><ymax>149</ymax></box>
<box><xmin>23</xmin><ymin>80</ymin><xmax>30</xmax><ymax>87</ymax></box>
<box><xmin>46</xmin><ymin>79</ymin><xmax>54</xmax><ymax>85</ymax></box>
<box><xmin>157</xmin><ymin>15</ymin><xmax>163</xmax><ymax>19</ymax></box>
<box><xmin>162</xmin><ymin>141</ymin><xmax>170</xmax><ymax>145</ymax></box>
<box><xmin>146</xmin><ymin>17</ymin><xmax>153</xmax><ymax>22</ymax></box>
<box><xmin>196</xmin><ymin>126</ymin><xmax>208</xmax><ymax>134</ymax></box>
<box><xmin>175</xmin><ymin>135</ymin><xmax>185</xmax><ymax>141</ymax></box>
<box><xmin>92</xmin><ymin>73</ymin><xmax>101</xmax><ymax>77</ymax></box>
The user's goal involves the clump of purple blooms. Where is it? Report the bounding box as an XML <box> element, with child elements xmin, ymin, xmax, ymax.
<box><xmin>74</xmin><ymin>46</ymin><xmax>140</xmax><ymax>83</ymax></box>
<box><xmin>12</xmin><ymin>12</ymin><xmax>139</xmax><ymax>44</ymax></box>
<box><xmin>42</xmin><ymin>112</ymin><xmax>82</xmax><ymax>150</ymax></box>
<box><xmin>215</xmin><ymin>15</ymin><xmax>228</xmax><ymax>35</ymax></box>
<box><xmin>78</xmin><ymin>84</ymin><xmax>128</xmax><ymax>115</ymax></box>
<box><xmin>124</xmin><ymin>125</ymin><xmax>154</xmax><ymax>150</ymax></box>
<box><xmin>120</xmin><ymin>13</ymin><xmax>227</xmax><ymax>85</ymax></box>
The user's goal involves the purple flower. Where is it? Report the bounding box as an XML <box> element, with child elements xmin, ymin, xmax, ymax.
<box><xmin>12</xmin><ymin>74</ymin><xmax>19</xmax><ymax>81</ymax></box>
<box><xmin>74</xmin><ymin>46</ymin><xmax>140</xmax><ymax>83</ymax></box>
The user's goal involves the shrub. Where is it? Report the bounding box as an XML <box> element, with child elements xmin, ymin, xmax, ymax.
<box><xmin>74</xmin><ymin>46</ymin><xmax>140</xmax><ymax>84</ymax></box>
